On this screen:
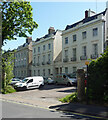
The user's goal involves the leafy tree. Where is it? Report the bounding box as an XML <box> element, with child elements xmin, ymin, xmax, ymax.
<box><xmin>2</xmin><ymin>50</ymin><xmax>15</xmax><ymax>94</ymax></box>
<box><xmin>1</xmin><ymin>1</ymin><xmax>38</xmax><ymax>45</ymax></box>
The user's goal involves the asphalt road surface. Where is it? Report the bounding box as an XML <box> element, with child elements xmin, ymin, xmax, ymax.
<box><xmin>1</xmin><ymin>100</ymin><xmax>105</xmax><ymax>120</ymax></box>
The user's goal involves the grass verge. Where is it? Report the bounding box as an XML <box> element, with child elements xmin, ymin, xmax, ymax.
<box><xmin>59</xmin><ymin>92</ymin><xmax>78</xmax><ymax>103</ymax></box>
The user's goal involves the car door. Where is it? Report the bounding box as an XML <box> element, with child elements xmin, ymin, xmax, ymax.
<box><xmin>27</xmin><ymin>79</ymin><xmax>33</xmax><ymax>89</ymax></box>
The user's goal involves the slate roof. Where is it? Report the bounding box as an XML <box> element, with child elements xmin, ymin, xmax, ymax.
<box><xmin>65</xmin><ymin>9</ymin><xmax>107</xmax><ymax>30</ymax></box>
<box><xmin>35</xmin><ymin>31</ymin><xmax>56</xmax><ymax>42</ymax></box>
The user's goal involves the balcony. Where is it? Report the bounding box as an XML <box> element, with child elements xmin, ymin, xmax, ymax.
<box><xmin>80</xmin><ymin>56</ymin><xmax>87</xmax><ymax>60</ymax></box>
<box><xmin>91</xmin><ymin>54</ymin><xmax>98</xmax><ymax>59</ymax></box>
<box><xmin>71</xmin><ymin>57</ymin><xmax>77</xmax><ymax>61</ymax></box>
<box><xmin>63</xmin><ymin>57</ymin><xmax>69</xmax><ymax>62</ymax></box>
<box><xmin>42</xmin><ymin>62</ymin><xmax>45</xmax><ymax>65</ymax></box>
<box><xmin>47</xmin><ymin>61</ymin><xmax>51</xmax><ymax>64</ymax></box>
<box><xmin>37</xmin><ymin>63</ymin><xmax>40</xmax><ymax>66</ymax></box>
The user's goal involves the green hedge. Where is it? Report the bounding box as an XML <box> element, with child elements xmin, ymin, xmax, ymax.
<box><xmin>88</xmin><ymin>48</ymin><xmax>108</xmax><ymax>103</ymax></box>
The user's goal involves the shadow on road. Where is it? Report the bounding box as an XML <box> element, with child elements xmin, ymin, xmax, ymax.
<box><xmin>49</xmin><ymin>102</ymin><xmax>108</xmax><ymax>120</ymax></box>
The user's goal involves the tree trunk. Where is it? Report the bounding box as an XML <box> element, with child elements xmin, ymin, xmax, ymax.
<box><xmin>77</xmin><ymin>69</ymin><xmax>85</xmax><ymax>101</ymax></box>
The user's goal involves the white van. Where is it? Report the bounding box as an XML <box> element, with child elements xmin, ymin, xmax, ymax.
<box><xmin>14</xmin><ymin>76</ymin><xmax>44</xmax><ymax>90</ymax></box>
<box><xmin>54</xmin><ymin>73</ymin><xmax>77</xmax><ymax>86</ymax></box>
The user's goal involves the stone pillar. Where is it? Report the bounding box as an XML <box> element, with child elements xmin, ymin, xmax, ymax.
<box><xmin>77</xmin><ymin>69</ymin><xmax>85</xmax><ymax>101</ymax></box>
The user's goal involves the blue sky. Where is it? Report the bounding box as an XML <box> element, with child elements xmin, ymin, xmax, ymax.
<box><xmin>2</xmin><ymin>1</ymin><xmax>107</xmax><ymax>51</ymax></box>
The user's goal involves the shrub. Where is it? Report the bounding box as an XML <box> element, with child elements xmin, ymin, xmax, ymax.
<box><xmin>88</xmin><ymin>47</ymin><xmax>108</xmax><ymax>103</ymax></box>
<box><xmin>59</xmin><ymin>92</ymin><xmax>78</xmax><ymax>103</ymax></box>
<box><xmin>2</xmin><ymin>85</ymin><xmax>16</xmax><ymax>94</ymax></box>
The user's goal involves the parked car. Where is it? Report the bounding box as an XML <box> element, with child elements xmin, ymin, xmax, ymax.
<box><xmin>47</xmin><ymin>77</ymin><xmax>54</xmax><ymax>84</ymax></box>
<box><xmin>14</xmin><ymin>76</ymin><xmax>44</xmax><ymax>90</ymax></box>
<box><xmin>43</xmin><ymin>77</ymin><xmax>48</xmax><ymax>84</ymax></box>
<box><xmin>10</xmin><ymin>78</ymin><xmax>22</xmax><ymax>86</ymax></box>
<box><xmin>54</xmin><ymin>73</ymin><xmax>77</xmax><ymax>86</ymax></box>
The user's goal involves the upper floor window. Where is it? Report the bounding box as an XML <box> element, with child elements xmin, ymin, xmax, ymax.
<box><xmin>93</xmin><ymin>28</ymin><xmax>98</xmax><ymax>37</ymax></box>
<box><xmin>34</xmin><ymin>48</ymin><xmax>36</xmax><ymax>53</ymax></box>
<box><xmin>38</xmin><ymin>56</ymin><xmax>40</xmax><ymax>63</ymax></box>
<box><xmin>43</xmin><ymin>55</ymin><xmax>45</xmax><ymax>62</ymax></box>
<box><xmin>82</xmin><ymin>31</ymin><xmax>86</xmax><ymax>39</ymax></box>
<box><xmin>48</xmin><ymin>43</ymin><xmax>51</xmax><ymax>50</ymax></box>
<box><xmin>34</xmin><ymin>57</ymin><xmax>36</xmax><ymax>64</ymax></box>
<box><xmin>93</xmin><ymin>44</ymin><xmax>98</xmax><ymax>55</ymax></box>
<box><xmin>82</xmin><ymin>46</ymin><xmax>87</xmax><ymax>56</ymax></box>
<box><xmin>48</xmin><ymin>54</ymin><xmax>51</xmax><ymax>61</ymax></box>
<box><xmin>64</xmin><ymin>49</ymin><xmax>68</xmax><ymax>58</ymax></box>
<box><xmin>65</xmin><ymin>37</ymin><xmax>68</xmax><ymax>44</ymax></box>
<box><xmin>43</xmin><ymin>45</ymin><xmax>45</xmax><ymax>51</ymax></box>
<box><xmin>38</xmin><ymin>47</ymin><xmax>40</xmax><ymax>52</ymax></box>
<box><xmin>73</xmin><ymin>48</ymin><xmax>76</xmax><ymax>58</ymax></box>
<box><xmin>73</xmin><ymin>35</ymin><xmax>76</xmax><ymax>42</ymax></box>
<box><xmin>43</xmin><ymin>69</ymin><xmax>45</xmax><ymax>76</ymax></box>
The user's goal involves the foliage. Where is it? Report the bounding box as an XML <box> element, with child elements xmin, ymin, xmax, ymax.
<box><xmin>2</xmin><ymin>85</ymin><xmax>16</xmax><ymax>94</ymax></box>
<box><xmin>1</xmin><ymin>0</ymin><xmax>38</xmax><ymax>45</ymax></box>
<box><xmin>2</xmin><ymin>50</ymin><xmax>15</xmax><ymax>94</ymax></box>
<box><xmin>59</xmin><ymin>92</ymin><xmax>78</xmax><ymax>103</ymax></box>
<box><xmin>88</xmin><ymin>47</ymin><xmax>108</xmax><ymax>103</ymax></box>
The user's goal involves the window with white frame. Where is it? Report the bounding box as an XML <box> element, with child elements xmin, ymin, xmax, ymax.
<box><xmin>38</xmin><ymin>70</ymin><xmax>40</xmax><ymax>76</ymax></box>
<box><xmin>43</xmin><ymin>45</ymin><xmax>45</xmax><ymax>51</ymax></box>
<box><xmin>48</xmin><ymin>69</ymin><xmax>51</xmax><ymax>75</ymax></box>
<box><xmin>48</xmin><ymin>54</ymin><xmax>50</xmax><ymax>62</ymax></box>
<box><xmin>34</xmin><ymin>57</ymin><xmax>36</xmax><ymax>64</ymax></box>
<box><xmin>93</xmin><ymin>28</ymin><xmax>98</xmax><ymax>37</ymax></box>
<box><xmin>43</xmin><ymin>69</ymin><xmax>45</xmax><ymax>76</ymax></box>
<box><xmin>82</xmin><ymin>31</ymin><xmax>86</xmax><ymax>39</ymax></box>
<box><xmin>38</xmin><ymin>47</ymin><xmax>40</xmax><ymax>52</ymax></box>
<box><xmin>93</xmin><ymin>44</ymin><xmax>98</xmax><ymax>55</ymax></box>
<box><xmin>65</xmin><ymin>37</ymin><xmax>68</xmax><ymax>44</ymax></box>
<box><xmin>82</xmin><ymin>46</ymin><xmax>87</xmax><ymax>56</ymax></box>
<box><xmin>65</xmin><ymin>67</ymin><xmax>68</xmax><ymax>74</ymax></box>
<box><xmin>34</xmin><ymin>70</ymin><xmax>36</xmax><ymax>76</ymax></box>
<box><xmin>34</xmin><ymin>48</ymin><xmax>36</xmax><ymax>53</ymax></box>
<box><xmin>73</xmin><ymin>48</ymin><xmax>76</xmax><ymax>58</ymax></box>
<box><xmin>48</xmin><ymin>43</ymin><xmax>51</xmax><ymax>50</ymax></box>
<box><xmin>73</xmin><ymin>67</ymin><xmax>77</xmax><ymax>73</ymax></box>
<box><xmin>38</xmin><ymin>56</ymin><xmax>40</xmax><ymax>63</ymax></box>
<box><xmin>73</xmin><ymin>34</ymin><xmax>76</xmax><ymax>42</ymax></box>
<box><xmin>43</xmin><ymin>55</ymin><xmax>45</xmax><ymax>62</ymax></box>
<box><xmin>64</xmin><ymin>49</ymin><xmax>68</xmax><ymax>58</ymax></box>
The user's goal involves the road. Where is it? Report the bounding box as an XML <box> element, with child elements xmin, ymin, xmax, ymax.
<box><xmin>1</xmin><ymin>100</ymin><xmax>104</xmax><ymax>119</ymax></box>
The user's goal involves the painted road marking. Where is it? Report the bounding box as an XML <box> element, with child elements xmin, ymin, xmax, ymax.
<box><xmin>0</xmin><ymin>98</ymin><xmax>107</xmax><ymax>119</ymax></box>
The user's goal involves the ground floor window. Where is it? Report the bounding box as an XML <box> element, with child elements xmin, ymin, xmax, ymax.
<box><xmin>65</xmin><ymin>67</ymin><xmax>68</xmax><ymax>74</ymax></box>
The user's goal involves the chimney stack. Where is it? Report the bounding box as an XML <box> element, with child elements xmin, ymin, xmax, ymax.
<box><xmin>48</xmin><ymin>27</ymin><xmax>55</xmax><ymax>34</ymax></box>
<box><xmin>26</xmin><ymin>37</ymin><xmax>32</xmax><ymax>43</ymax></box>
<box><xmin>85</xmin><ymin>10</ymin><xmax>88</xmax><ymax>18</ymax></box>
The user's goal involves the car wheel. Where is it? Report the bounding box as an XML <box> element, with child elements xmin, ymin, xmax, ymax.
<box><xmin>23</xmin><ymin>86</ymin><xmax>27</xmax><ymax>90</ymax></box>
<box><xmin>67</xmin><ymin>82</ymin><xmax>71</xmax><ymax>87</ymax></box>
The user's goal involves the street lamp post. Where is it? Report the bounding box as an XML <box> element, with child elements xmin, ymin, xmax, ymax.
<box><xmin>85</xmin><ymin>61</ymin><xmax>89</xmax><ymax>104</ymax></box>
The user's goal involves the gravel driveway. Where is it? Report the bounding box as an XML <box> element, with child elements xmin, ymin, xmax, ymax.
<box><xmin>1</xmin><ymin>85</ymin><xmax>77</xmax><ymax>108</ymax></box>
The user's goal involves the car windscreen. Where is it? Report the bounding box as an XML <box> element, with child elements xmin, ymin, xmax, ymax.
<box><xmin>67</xmin><ymin>74</ymin><xmax>76</xmax><ymax>78</ymax></box>
<box><xmin>22</xmin><ymin>79</ymin><xmax>29</xmax><ymax>83</ymax></box>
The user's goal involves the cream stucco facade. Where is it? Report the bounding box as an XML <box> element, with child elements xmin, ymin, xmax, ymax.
<box><xmin>62</xmin><ymin>8</ymin><xmax>108</xmax><ymax>74</ymax></box>
<box><xmin>32</xmin><ymin>27</ymin><xmax>62</xmax><ymax>78</ymax></box>
<box><xmin>14</xmin><ymin>37</ymin><xmax>32</xmax><ymax>79</ymax></box>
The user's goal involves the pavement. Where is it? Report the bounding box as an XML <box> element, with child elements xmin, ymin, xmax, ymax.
<box><xmin>49</xmin><ymin>102</ymin><xmax>108</xmax><ymax>119</ymax></box>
